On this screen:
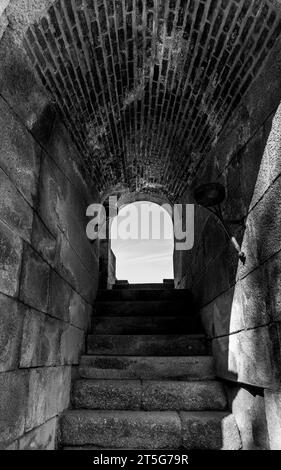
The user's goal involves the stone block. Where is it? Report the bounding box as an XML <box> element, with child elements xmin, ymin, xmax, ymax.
<box><xmin>60</xmin><ymin>324</ymin><xmax>85</xmax><ymax>365</ymax></box>
<box><xmin>20</xmin><ymin>309</ymin><xmax>61</xmax><ymax>368</ymax></box>
<box><xmin>264</xmin><ymin>251</ymin><xmax>281</xmax><ymax>322</ymax></box>
<box><xmin>240</xmin><ymin>267</ymin><xmax>269</xmax><ymax>329</ymax></box>
<box><xmin>19</xmin><ymin>243</ymin><xmax>50</xmax><ymax>313</ymax></box>
<box><xmin>264</xmin><ymin>389</ymin><xmax>281</xmax><ymax>450</ymax></box>
<box><xmin>142</xmin><ymin>381</ymin><xmax>227</xmax><ymax>411</ymax></box>
<box><xmin>0</xmin><ymin>167</ymin><xmax>33</xmax><ymax>242</ymax></box>
<box><xmin>56</xmin><ymin>232</ymin><xmax>96</xmax><ymax>303</ymax></box>
<box><xmin>73</xmin><ymin>380</ymin><xmax>142</xmax><ymax>410</ymax></box>
<box><xmin>227</xmin><ymin>383</ymin><xmax>270</xmax><ymax>450</ymax></box>
<box><xmin>26</xmin><ymin>366</ymin><xmax>71</xmax><ymax>431</ymax></box>
<box><xmin>31</xmin><ymin>215</ymin><xmax>57</xmax><ymax>267</ymax></box>
<box><xmin>180</xmin><ymin>412</ymin><xmax>241</xmax><ymax>450</ymax></box>
<box><xmin>0</xmin><ymin>370</ymin><xmax>29</xmax><ymax>447</ymax></box>
<box><xmin>213</xmin><ymin>324</ymin><xmax>281</xmax><ymax>388</ymax></box>
<box><xmin>0</xmin><ymin>293</ymin><xmax>23</xmax><ymax>372</ymax></box>
<box><xmin>79</xmin><ymin>355</ymin><xmax>215</xmax><ymax>381</ymax></box>
<box><xmin>0</xmin><ymin>97</ymin><xmax>40</xmax><ymax>206</ymax></box>
<box><xmin>0</xmin><ymin>219</ymin><xmax>22</xmax><ymax>297</ymax></box>
<box><xmin>69</xmin><ymin>291</ymin><xmax>92</xmax><ymax>331</ymax></box>
<box><xmin>19</xmin><ymin>417</ymin><xmax>57</xmax><ymax>450</ymax></box>
<box><xmin>61</xmin><ymin>410</ymin><xmax>182</xmax><ymax>449</ymax></box>
<box><xmin>49</xmin><ymin>270</ymin><xmax>71</xmax><ymax>322</ymax></box>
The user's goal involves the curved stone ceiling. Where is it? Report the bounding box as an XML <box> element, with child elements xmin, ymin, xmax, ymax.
<box><xmin>24</xmin><ymin>0</ymin><xmax>281</xmax><ymax>201</ymax></box>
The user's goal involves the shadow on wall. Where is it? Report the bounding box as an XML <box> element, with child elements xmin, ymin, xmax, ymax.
<box><xmin>175</xmin><ymin>99</ymin><xmax>281</xmax><ymax>449</ymax></box>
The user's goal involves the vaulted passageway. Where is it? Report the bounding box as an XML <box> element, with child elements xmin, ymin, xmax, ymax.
<box><xmin>1</xmin><ymin>0</ymin><xmax>281</xmax><ymax>450</ymax></box>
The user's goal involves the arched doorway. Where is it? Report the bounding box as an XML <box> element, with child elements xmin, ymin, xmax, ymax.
<box><xmin>110</xmin><ymin>201</ymin><xmax>174</xmax><ymax>284</ymax></box>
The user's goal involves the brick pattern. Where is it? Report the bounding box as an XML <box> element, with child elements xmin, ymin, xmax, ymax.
<box><xmin>24</xmin><ymin>0</ymin><xmax>281</xmax><ymax>200</ymax></box>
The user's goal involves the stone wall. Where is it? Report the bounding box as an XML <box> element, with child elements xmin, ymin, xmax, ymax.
<box><xmin>175</xmin><ymin>33</ymin><xmax>281</xmax><ymax>449</ymax></box>
<box><xmin>0</xmin><ymin>27</ymin><xmax>99</xmax><ymax>450</ymax></box>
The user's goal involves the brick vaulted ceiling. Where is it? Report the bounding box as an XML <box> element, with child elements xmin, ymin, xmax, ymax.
<box><xmin>24</xmin><ymin>0</ymin><xmax>281</xmax><ymax>201</ymax></box>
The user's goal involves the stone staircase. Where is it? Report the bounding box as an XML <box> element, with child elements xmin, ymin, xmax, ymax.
<box><xmin>60</xmin><ymin>284</ymin><xmax>241</xmax><ymax>450</ymax></box>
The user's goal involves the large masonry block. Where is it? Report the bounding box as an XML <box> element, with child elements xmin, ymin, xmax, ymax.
<box><xmin>19</xmin><ymin>417</ymin><xmax>57</xmax><ymax>450</ymax></box>
<box><xmin>0</xmin><ymin>167</ymin><xmax>33</xmax><ymax>241</ymax></box>
<box><xmin>49</xmin><ymin>270</ymin><xmax>71</xmax><ymax>322</ymax></box>
<box><xmin>0</xmin><ymin>219</ymin><xmax>22</xmax><ymax>297</ymax></box>
<box><xmin>0</xmin><ymin>370</ymin><xmax>29</xmax><ymax>447</ymax></box>
<box><xmin>0</xmin><ymin>97</ymin><xmax>40</xmax><ymax>206</ymax></box>
<box><xmin>0</xmin><ymin>293</ymin><xmax>23</xmax><ymax>372</ymax></box>
<box><xmin>20</xmin><ymin>244</ymin><xmax>50</xmax><ymax>313</ymax></box>
<box><xmin>20</xmin><ymin>309</ymin><xmax>61</xmax><ymax>368</ymax></box>
<box><xmin>26</xmin><ymin>366</ymin><xmax>71</xmax><ymax>431</ymax></box>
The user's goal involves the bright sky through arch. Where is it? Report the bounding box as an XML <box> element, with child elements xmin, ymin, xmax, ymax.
<box><xmin>111</xmin><ymin>202</ymin><xmax>174</xmax><ymax>283</ymax></box>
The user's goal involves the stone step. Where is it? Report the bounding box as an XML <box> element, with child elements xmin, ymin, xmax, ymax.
<box><xmin>97</xmin><ymin>289</ymin><xmax>192</xmax><ymax>302</ymax></box>
<box><xmin>95</xmin><ymin>300</ymin><xmax>195</xmax><ymax>317</ymax></box>
<box><xmin>87</xmin><ymin>334</ymin><xmax>210</xmax><ymax>356</ymax></box>
<box><xmin>113</xmin><ymin>282</ymin><xmax>174</xmax><ymax>290</ymax></box>
<box><xmin>79</xmin><ymin>355</ymin><xmax>215</xmax><ymax>380</ymax></box>
<box><xmin>93</xmin><ymin>316</ymin><xmax>201</xmax><ymax>334</ymax></box>
<box><xmin>72</xmin><ymin>379</ymin><xmax>227</xmax><ymax>411</ymax></box>
<box><xmin>60</xmin><ymin>410</ymin><xmax>241</xmax><ymax>449</ymax></box>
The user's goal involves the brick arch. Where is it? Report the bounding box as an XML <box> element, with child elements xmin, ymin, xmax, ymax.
<box><xmin>21</xmin><ymin>0</ymin><xmax>281</xmax><ymax>201</ymax></box>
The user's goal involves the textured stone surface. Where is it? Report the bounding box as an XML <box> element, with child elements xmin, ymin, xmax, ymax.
<box><xmin>181</xmin><ymin>412</ymin><xmax>241</xmax><ymax>450</ymax></box>
<box><xmin>227</xmin><ymin>383</ymin><xmax>270</xmax><ymax>450</ymax></box>
<box><xmin>0</xmin><ymin>370</ymin><xmax>29</xmax><ymax>447</ymax></box>
<box><xmin>0</xmin><ymin>219</ymin><xmax>22</xmax><ymax>297</ymax></box>
<box><xmin>19</xmin><ymin>417</ymin><xmax>57</xmax><ymax>450</ymax></box>
<box><xmin>264</xmin><ymin>389</ymin><xmax>281</xmax><ymax>450</ymax></box>
<box><xmin>20</xmin><ymin>244</ymin><xmax>50</xmax><ymax>313</ymax></box>
<box><xmin>93</xmin><ymin>315</ymin><xmax>200</xmax><ymax>335</ymax></box>
<box><xmin>79</xmin><ymin>355</ymin><xmax>215</xmax><ymax>381</ymax></box>
<box><xmin>73</xmin><ymin>380</ymin><xmax>142</xmax><ymax>411</ymax></box>
<box><xmin>87</xmin><ymin>334</ymin><xmax>209</xmax><ymax>356</ymax></box>
<box><xmin>0</xmin><ymin>293</ymin><xmax>23</xmax><ymax>372</ymax></box>
<box><xmin>24</xmin><ymin>0</ymin><xmax>281</xmax><ymax>200</ymax></box>
<box><xmin>26</xmin><ymin>366</ymin><xmax>71</xmax><ymax>431</ymax></box>
<box><xmin>212</xmin><ymin>325</ymin><xmax>281</xmax><ymax>388</ymax></box>
<box><xmin>142</xmin><ymin>381</ymin><xmax>227</xmax><ymax>412</ymax></box>
<box><xmin>60</xmin><ymin>324</ymin><xmax>85</xmax><ymax>365</ymax></box>
<box><xmin>0</xmin><ymin>96</ymin><xmax>40</xmax><ymax>206</ymax></box>
<box><xmin>61</xmin><ymin>410</ymin><xmax>181</xmax><ymax>449</ymax></box>
<box><xmin>20</xmin><ymin>309</ymin><xmax>61</xmax><ymax>368</ymax></box>
<box><xmin>49</xmin><ymin>270</ymin><xmax>71</xmax><ymax>322</ymax></box>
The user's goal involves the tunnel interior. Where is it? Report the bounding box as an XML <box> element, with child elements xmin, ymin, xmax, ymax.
<box><xmin>1</xmin><ymin>0</ymin><xmax>281</xmax><ymax>450</ymax></box>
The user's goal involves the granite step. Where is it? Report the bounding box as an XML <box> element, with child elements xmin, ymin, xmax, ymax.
<box><xmin>87</xmin><ymin>334</ymin><xmax>210</xmax><ymax>356</ymax></box>
<box><xmin>60</xmin><ymin>410</ymin><xmax>241</xmax><ymax>450</ymax></box>
<box><xmin>79</xmin><ymin>355</ymin><xmax>215</xmax><ymax>380</ymax></box>
<box><xmin>95</xmin><ymin>300</ymin><xmax>195</xmax><ymax>317</ymax></box>
<box><xmin>72</xmin><ymin>379</ymin><xmax>227</xmax><ymax>411</ymax></box>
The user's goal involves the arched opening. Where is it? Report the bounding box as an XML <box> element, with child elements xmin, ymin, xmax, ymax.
<box><xmin>110</xmin><ymin>201</ymin><xmax>174</xmax><ymax>284</ymax></box>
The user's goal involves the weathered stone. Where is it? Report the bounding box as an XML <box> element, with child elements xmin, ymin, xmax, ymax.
<box><xmin>0</xmin><ymin>370</ymin><xmax>28</xmax><ymax>447</ymax></box>
<box><xmin>180</xmin><ymin>412</ymin><xmax>241</xmax><ymax>450</ymax></box>
<box><xmin>19</xmin><ymin>417</ymin><xmax>57</xmax><ymax>450</ymax></box>
<box><xmin>79</xmin><ymin>355</ymin><xmax>215</xmax><ymax>381</ymax></box>
<box><xmin>142</xmin><ymin>381</ymin><xmax>227</xmax><ymax>411</ymax></box>
<box><xmin>49</xmin><ymin>270</ymin><xmax>71</xmax><ymax>322</ymax></box>
<box><xmin>200</xmin><ymin>283</ymin><xmax>244</xmax><ymax>339</ymax></box>
<box><xmin>20</xmin><ymin>309</ymin><xmax>61</xmax><ymax>368</ymax></box>
<box><xmin>69</xmin><ymin>291</ymin><xmax>92</xmax><ymax>331</ymax></box>
<box><xmin>264</xmin><ymin>251</ymin><xmax>281</xmax><ymax>322</ymax></box>
<box><xmin>26</xmin><ymin>366</ymin><xmax>71</xmax><ymax>431</ymax></box>
<box><xmin>226</xmin><ymin>383</ymin><xmax>270</xmax><ymax>450</ymax></box>
<box><xmin>73</xmin><ymin>380</ymin><xmax>142</xmax><ymax>410</ymax></box>
<box><xmin>0</xmin><ymin>97</ymin><xmax>40</xmax><ymax>206</ymax></box>
<box><xmin>0</xmin><ymin>293</ymin><xmax>23</xmax><ymax>372</ymax></box>
<box><xmin>264</xmin><ymin>389</ymin><xmax>281</xmax><ymax>450</ymax></box>
<box><xmin>0</xmin><ymin>167</ymin><xmax>33</xmax><ymax>242</ymax></box>
<box><xmin>87</xmin><ymin>334</ymin><xmax>209</xmax><ymax>356</ymax></box>
<box><xmin>61</xmin><ymin>410</ymin><xmax>182</xmax><ymax>449</ymax></box>
<box><xmin>20</xmin><ymin>243</ymin><xmax>50</xmax><ymax>313</ymax></box>
<box><xmin>212</xmin><ymin>324</ymin><xmax>281</xmax><ymax>388</ymax></box>
<box><xmin>0</xmin><ymin>219</ymin><xmax>22</xmax><ymax>297</ymax></box>
<box><xmin>240</xmin><ymin>267</ymin><xmax>269</xmax><ymax>329</ymax></box>
<box><xmin>31</xmin><ymin>215</ymin><xmax>56</xmax><ymax>267</ymax></box>
<box><xmin>60</xmin><ymin>324</ymin><xmax>85</xmax><ymax>365</ymax></box>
